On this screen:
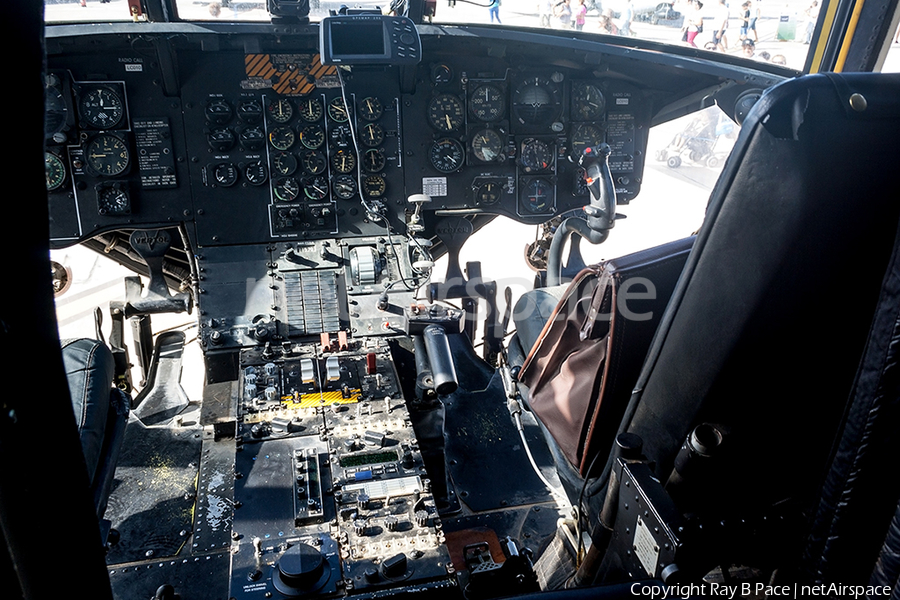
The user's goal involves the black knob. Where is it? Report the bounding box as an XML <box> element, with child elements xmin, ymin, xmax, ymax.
<box><xmin>273</xmin><ymin>543</ymin><xmax>328</xmax><ymax>596</ymax></box>
<box><xmin>380</xmin><ymin>553</ymin><xmax>408</xmax><ymax>579</ymax></box>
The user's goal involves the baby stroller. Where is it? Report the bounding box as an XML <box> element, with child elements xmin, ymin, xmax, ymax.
<box><xmin>655</xmin><ymin>109</ymin><xmax>734</xmax><ymax>168</ymax></box>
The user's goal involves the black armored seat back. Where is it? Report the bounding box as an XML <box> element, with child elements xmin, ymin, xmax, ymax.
<box><xmin>623</xmin><ymin>73</ymin><xmax>900</xmax><ymax>538</ymax></box>
<box><xmin>60</xmin><ymin>337</ymin><xmax>129</xmax><ymax>518</ymax></box>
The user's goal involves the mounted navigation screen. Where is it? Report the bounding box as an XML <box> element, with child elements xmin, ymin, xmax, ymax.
<box><xmin>320</xmin><ymin>15</ymin><xmax>421</xmax><ymax>65</ymax></box>
<box><xmin>331</xmin><ymin>20</ymin><xmax>385</xmax><ymax>56</ymax></box>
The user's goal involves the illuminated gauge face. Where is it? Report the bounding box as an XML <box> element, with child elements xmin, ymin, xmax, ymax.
<box><xmin>45</xmin><ymin>152</ymin><xmax>66</xmax><ymax>191</ymax></box>
<box><xmin>267</xmin><ymin>98</ymin><xmax>293</xmax><ymax>123</ymax></box>
<box><xmin>45</xmin><ymin>84</ymin><xmax>68</xmax><ymax>139</ymax></box>
<box><xmin>360</xmin><ymin>123</ymin><xmax>385</xmax><ymax>148</ymax></box>
<box><xmin>206</xmin><ymin>98</ymin><xmax>233</xmax><ymax>124</ymax></box>
<box><xmin>331</xmin><ymin>149</ymin><xmax>356</xmax><ymax>174</ymax></box>
<box><xmin>85</xmin><ymin>134</ymin><xmax>130</xmax><ymax>177</ymax></box>
<box><xmin>268</xmin><ymin>126</ymin><xmax>295</xmax><ymax>151</ymax></box>
<box><xmin>429</xmin><ymin>138</ymin><xmax>465</xmax><ymax>173</ymax></box>
<box><xmin>273</xmin><ymin>177</ymin><xmax>301</xmax><ymax>202</ymax></box>
<box><xmin>571</xmin><ymin>82</ymin><xmax>605</xmax><ymax>121</ymax></box>
<box><xmin>332</xmin><ymin>174</ymin><xmax>358</xmax><ymax>200</ymax></box>
<box><xmin>520</xmin><ymin>178</ymin><xmax>554</xmax><ymax>214</ymax></box>
<box><xmin>358</xmin><ymin>96</ymin><xmax>383</xmax><ymax>121</ymax></box>
<box><xmin>97</xmin><ymin>185</ymin><xmax>130</xmax><ymax>215</ymax></box>
<box><xmin>474</xmin><ymin>181</ymin><xmax>502</xmax><ymax>206</ymax></box>
<box><xmin>329</xmin><ymin>124</ymin><xmax>353</xmax><ymax>148</ymax></box>
<box><xmin>327</xmin><ymin>97</ymin><xmax>350</xmax><ymax>122</ymax></box>
<box><xmin>363</xmin><ymin>148</ymin><xmax>386</xmax><ymax>173</ymax></box>
<box><xmin>237</xmin><ymin>99</ymin><xmax>263</xmax><ymax>123</ymax></box>
<box><xmin>302</xmin><ymin>151</ymin><xmax>327</xmax><ymax>175</ymax></box>
<box><xmin>298</xmin><ymin>97</ymin><xmax>323</xmax><ymax>122</ymax></box>
<box><xmin>303</xmin><ymin>175</ymin><xmax>330</xmax><ymax>200</ymax></box>
<box><xmin>299</xmin><ymin>125</ymin><xmax>325</xmax><ymax>150</ymax></box>
<box><xmin>470</xmin><ymin>84</ymin><xmax>505</xmax><ymax>122</ymax></box>
<box><xmin>569</xmin><ymin>123</ymin><xmax>605</xmax><ymax>159</ymax></box>
<box><xmin>244</xmin><ymin>160</ymin><xmax>268</xmax><ymax>186</ymax></box>
<box><xmin>519</xmin><ymin>138</ymin><xmax>553</xmax><ymax>173</ymax></box>
<box><xmin>271</xmin><ymin>151</ymin><xmax>298</xmax><ymax>176</ymax></box>
<box><xmin>207</xmin><ymin>127</ymin><xmax>236</xmax><ymax>152</ymax></box>
<box><xmin>363</xmin><ymin>174</ymin><xmax>386</xmax><ymax>198</ymax></box>
<box><xmin>213</xmin><ymin>162</ymin><xmax>238</xmax><ymax>187</ymax></box>
<box><xmin>428</xmin><ymin>94</ymin><xmax>465</xmax><ymax>132</ymax></box>
<box><xmin>471</xmin><ymin>128</ymin><xmax>504</xmax><ymax>163</ymax></box>
<box><xmin>239</xmin><ymin>126</ymin><xmax>265</xmax><ymax>151</ymax></box>
<box><xmin>80</xmin><ymin>87</ymin><xmax>124</xmax><ymax>129</ymax></box>
<box><xmin>512</xmin><ymin>77</ymin><xmax>562</xmax><ymax>126</ymax></box>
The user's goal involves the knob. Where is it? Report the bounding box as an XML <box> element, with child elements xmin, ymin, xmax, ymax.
<box><xmin>273</xmin><ymin>543</ymin><xmax>329</xmax><ymax>596</ymax></box>
<box><xmin>380</xmin><ymin>553</ymin><xmax>408</xmax><ymax>579</ymax></box>
<box><xmin>354</xmin><ymin>519</ymin><xmax>368</xmax><ymax>536</ymax></box>
<box><xmin>415</xmin><ymin>510</ymin><xmax>429</xmax><ymax>528</ymax></box>
<box><xmin>385</xmin><ymin>515</ymin><xmax>398</xmax><ymax>532</ymax></box>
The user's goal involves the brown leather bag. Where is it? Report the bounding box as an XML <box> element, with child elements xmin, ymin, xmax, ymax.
<box><xmin>518</xmin><ymin>237</ymin><xmax>694</xmax><ymax>475</ymax></box>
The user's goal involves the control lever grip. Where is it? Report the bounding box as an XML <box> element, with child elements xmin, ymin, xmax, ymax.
<box><xmin>582</xmin><ymin>143</ymin><xmax>616</xmax><ymax>234</ymax></box>
<box><xmin>421</xmin><ymin>325</ymin><xmax>458</xmax><ymax>396</ymax></box>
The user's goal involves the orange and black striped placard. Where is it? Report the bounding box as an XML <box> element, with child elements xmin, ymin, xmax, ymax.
<box><xmin>244</xmin><ymin>53</ymin><xmax>338</xmax><ymax>96</ymax></box>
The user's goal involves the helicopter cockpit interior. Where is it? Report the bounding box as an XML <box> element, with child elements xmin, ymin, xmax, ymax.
<box><xmin>7</xmin><ymin>0</ymin><xmax>900</xmax><ymax>598</ymax></box>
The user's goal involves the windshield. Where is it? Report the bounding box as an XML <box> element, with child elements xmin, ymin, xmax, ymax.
<box><xmin>45</xmin><ymin>0</ymin><xmax>827</xmax><ymax>71</ymax></box>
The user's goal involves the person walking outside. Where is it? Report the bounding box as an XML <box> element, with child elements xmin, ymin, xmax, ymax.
<box><xmin>683</xmin><ymin>0</ymin><xmax>704</xmax><ymax>47</ymax></box>
<box><xmin>489</xmin><ymin>0</ymin><xmax>502</xmax><ymax>23</ymax></box>
<box><xmin>539</xmin><ymin>0</ymin><xmax>553</xmax><ymax>26</ymax></box>
<box><xmin>710</xmin><ymin>0</ymin><xmax>730</xmax><ymax>51</ymax></box>
<box><xmin>574</xmin><ymin>0</ymin><xmax>588</xmax><ymax>30</ymax></box>
<box><xmin>555</xmin><ymin>0</ymin><xmax>573</xmax><ymax>28</ymax></box>
<box><xmin>748</xmin><ymin>0</ymin><xmax>760</xmax><ymax>41</ymax></box>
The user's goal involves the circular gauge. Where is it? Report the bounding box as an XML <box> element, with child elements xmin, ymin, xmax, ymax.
<box><xmin>512</xmin><ymin>76</ymin><xmax>562</xmax><ymax>126</ymax></box>
<box><xmin>239</xmin><ymin>126</ymin><xmax>265</xmax><ymax>151</ymax></box>
<box><xmin>85</xmin><ymin>134</ymin><xmax>130</xmax><ymax>176</ymax></box>
<box><xmin>329</xmin><ymin>124</ymin><xmax>353</xmax><ymax>148</ymax></box>
<box><xmin>474</xmin><ymin>180</ymin><xmax>502</xmax><ymax>206</ymax></box>
<box><xmin>302</xmin><ymin>151</ymin><xmax>327</xmax><ymax>175</ymax></box>
<box><xmin>244</xmin><ymin>160</ymin><xmax>268</xmax><ymax>186</ymax></box>
<box><xmin>331</xmin><ymin>149</ymin><xmax>356</xmax><ymax>174</ymax></box>
<box><xmin>332</xmin><ymin>174</ymin><xmax>358</xmax><ymax>200</ymax></box>
<box><xmin>212</xmin><ymin>162</ymin><xmax>238</xmax><ymax>187</ymax></box>
<box><xmin>268</xmin><ymin>126</ymin><xmax>296</xmax><ymax>151</ymax></box>
<box><xmin>360</xmin><ymin>123</ymin><xmax>385</xmax><ymax>148</ymax></box>
<box><xmin>429</xmin><ymin>138</ymin><xmax>465</xmax><ymax>173</ymax></box>
<box><xmin>363</xmin><ymin>174</ymin><xmax>386</xmax><ymax>198</ymax></box>
<box><xmin>327</xmin><ymin>97</ymin><xmax>350</xmax><ymax>123</ymax></box>
<box><xmin>273</xmin><ymin>177</ymin><xmax>301</xmax><ymax>202</ymax></box>
<box><xmin>299</xmin><ymin>125</ymin><xmax>325</xmax><ymax>150</ymax></box>
<box><xmin>471</xmin><ymin>128</ymin><xmax>504</xmax><ymax>163</ymax></box>
<box><xmin>80</xmin><ymin>87</ymin><xmax>124</xmax><ymax>129</ymax></box>
<box><xmin>45</xmin><ymin>83</ymin><xmax>68</xmax><ymax>139</ymax></box>
<box><xmin>97</xmin><ymin>185</ymin><xmax>130</xmax><ymax>215</ymax></box>
<box><xmin>520</xmin><ymin>138</ymin><xmax>553</xmax><ymax>173</ymax></box>
<box><xmin>470</xmin><ymin>84</ymin><xmax>505</xmax><ymax>122</ymax></box>
<box><xmin>363</xmin><ymin>148</ymin><xmax>386</xmax><ymax>173</ymax></box>
<box><xmin>206</xmin><ymin>99</ymin><xmax>233</xmax><ymax>124</ymax></box>
<box><xmin>431</xmin><ymin>64</ymin><xmax>453</xmax><ymax>84</ymax></box>
<box><xmin>298</xmin><ymin>97</ymin><xmax>323</xmax><ymax>122</ymax></box>
<box><xmin>358</xmin><ymin>97</ymin><xmax>383</xmax><ymax>121</ymax></box>
<box><xmin>267</xmin><ymin>98</ymin><xmax>294</xmax><ymax>123</ymax></box>
<box><xmin>45</xmin><ymin>152</ymin><xmax>66</xmax><ymax>191</ymax></box>
<box><xmin>571</xmin><ymin>82</ymin><xmax>605</xmax><ymax>121</ymax></box>
<box><xmin>428</xmin><ymin>94</ymin><xmax>465</xmax><ymax>133</ymax></box>
<box><xmin>520</xmin><ymin>178</ymin><xmax>554</xmax><ymax>214</ymax></box>
<box><xmin>569</xmin><ymin>123</ymin><xmax>605</xmax><ymax>159</ymax></box>
<box><xmin>271</xmin><ymin>151</ymin><xmax>298</xmax><ymax>176</ymax></box>
<box><xmin>207</xmin><ymin>127</ymin><xmax>236</xmax><ymax>152</ymax></box>
<box><xmin>237</xmin><ymin>99</ymin><xmax>263</xmax><ymax>123</ymax></box>
<box><xmin>303</xmin><ymin>175</ymin><xmax>330</xmax><ymax>200</ymax></box>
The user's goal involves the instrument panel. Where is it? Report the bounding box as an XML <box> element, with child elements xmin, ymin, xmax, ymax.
<box><xmin>45</xmin><ymin>27</ymin><xmax>650</xmax><ymax>249</ymax></box>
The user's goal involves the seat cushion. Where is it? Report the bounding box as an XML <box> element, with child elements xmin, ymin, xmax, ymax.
<box><xmin>512</xmin><ymin>285</ymin><xmax>569</xmax><ymax>360</ymax></box>
<box><xmin>61</xmin><ymin>338</ymin><xmax>115</xmax><ymax>483</ymax></box>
